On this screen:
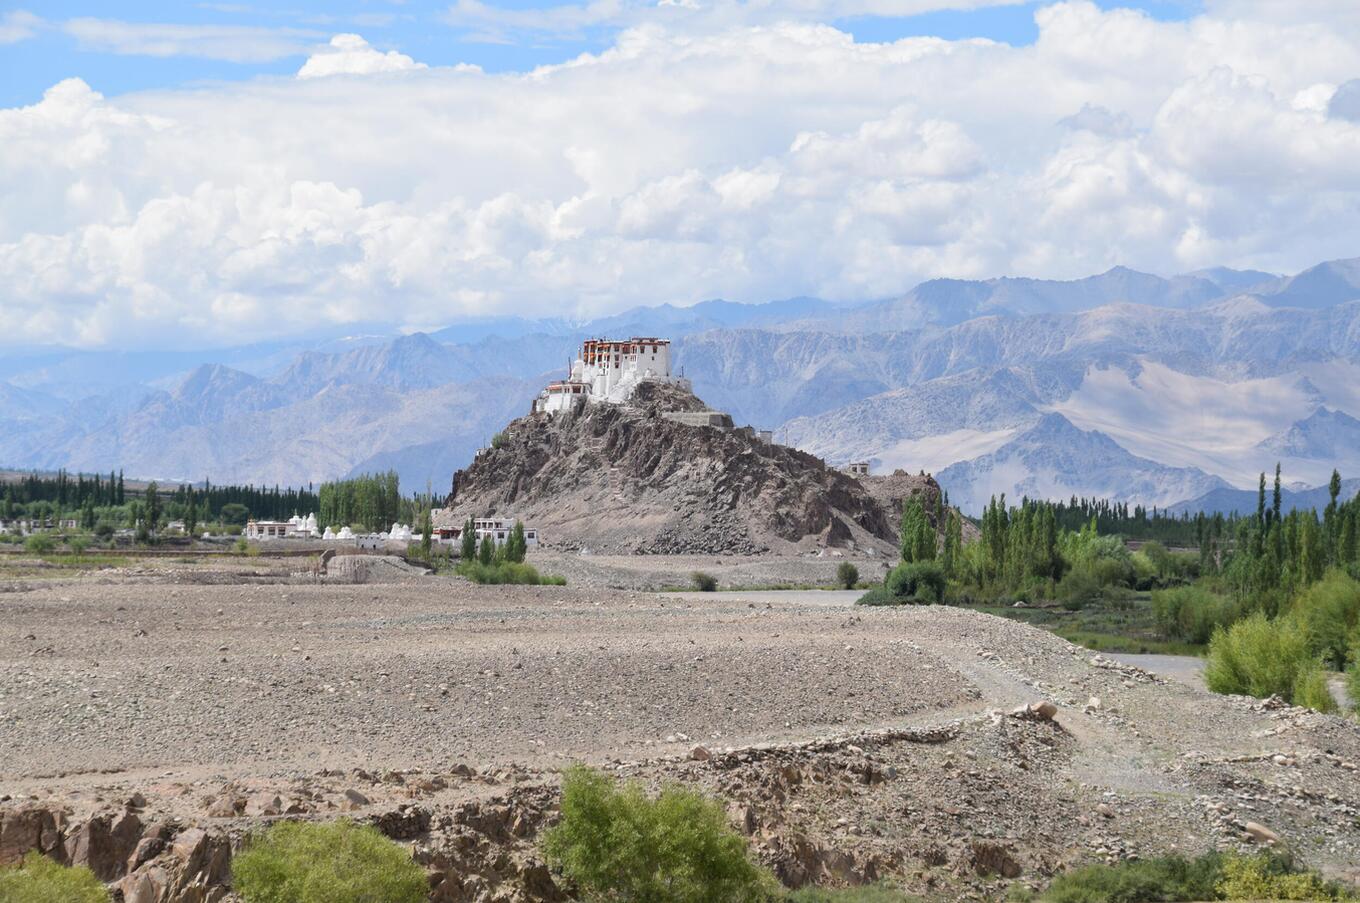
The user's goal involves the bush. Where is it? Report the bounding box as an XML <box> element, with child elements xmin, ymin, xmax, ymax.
<box><xmin>854</xmin><ymin>585</ymin><xmax>898</xmax><ymax>606</ymax></box>
<box><xmin>1056</xmin><ymin>568</ymin><xmax>1102</xmax><ymax>611</ymax></box>
<box><xmin>456</xmin><ymin>560</ymin><xmax>566</xmax><ymax>585</ymax></box>
<box><xmin>1291</xmin><ymin>660</ymin><xmax>1338</xmax><ymax>714</ymax></box>
<box><xmin>232</xmin><ymin>820</ymin><xmax>427</xmax><ymax>903</ymax></box>
<box><xmin>836</xmin><ymin>562</ymin><xmax>859</xmax><ymax>589</ymax></box>
<box><xmin>1204</xmin><ymin>613</ymin><xmax>1333</xmax><ymax>710</ymax></box>
<box><xmin>1291</xmin><ymin>570</ymin><xmax>1360</xmax><ymax>670</ymax></box>
<box><xmin>1151</xmin><ymin>585</ymin><xmax>1239</xmax><ymax>644</ymax></box>
<box><xmin>1349</xmin><ymin>642</ymin><xmax>1360</xmax><ymax>710</ymax></box>
<box><xmin>23</xmin><ymin>533</ymin><xmax>55</xmax><ymax>556</ymax></box>
<box><xmin>1040</xmin><ymin>853</ymin><xmax>1222</xmax><ymax>903</ymax></box>
<box><xmin>93</xmin><ymin>522</ymin><xmax>115</xmax><ymax>541</ymax></box>
<box><xmin>1217</xmin><ymin>851</ymin><xmax>1352</xmax><ymax>901</ymax></box>
<box><xmin>786</xmin><ymin>886</ymin><xmax>919</xmax><ymax>902</ymax></box>
<box><xmin>67</xmin><ymin>536</ymin><xmax>90</xmax><ymax>555</ymax></box>
<box><xmin>543</xmin><ymin>766</ymin><xmax>777</xmax><ymax>903</ymax></box>
<box><xmin>691</xmin><ymin>571</ymin><xmax>718</xmax><ymax>592</ymax></box>
<box><xmin>885</xmin><ymin>561</ymin><xmax>946</xmax><ymax>603</ymax></box>
<box><xmin>0</xmin><ymin>852</ymin><xmax>110</xmax><ymax>903</ymax></box>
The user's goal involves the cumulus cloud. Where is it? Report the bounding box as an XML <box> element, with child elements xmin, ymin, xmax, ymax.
<box><xmin>4</xmin><ymin>2</ymin><xmax>1360</xmax><ymax>348</ymax></box>
<box><xmin>296</xmin><ymin>33</ymin><xmax>432</xmax><ymax>78</ymax></box>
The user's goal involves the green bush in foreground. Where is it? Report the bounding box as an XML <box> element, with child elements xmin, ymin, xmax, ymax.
<box><xmin>0</xmin><ymin>852</ymin><xmax>110</xmax><ymax>903</ymax></box>
<box><xmin>836</xmin><ymin>562</ymin><xmax>859</xmax><ymax>589</ymax></box>
<box><xmin>1348</xmin><ymin>641</ymin><xmax>1360</xmax><ymax>709</ymax></box>
<box><xmin>1217</xmin><ymin>853</ymin><xmax>1353</xmax><ymax>901</ymax></box>
<box><xmin>233</xmin><ymin>820</ymin><xmax>427</xmax><ymax>903</ymax></box>
<box><xmin>455</xmin><ymin>559</ymin><xmax>566</xmax><ymax>585</ymax></box>
<box><xmin>23</xmin><ymin>533</ymin><xmax>56</xmax><ymax>556</ymax></box>
<box><xmin>543</xmin><ymin>766</ymin><xmax>777</xmax><ymax>903</ymax></box>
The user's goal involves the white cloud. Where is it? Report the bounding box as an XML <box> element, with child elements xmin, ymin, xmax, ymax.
<box><xmin>296</xmin><ymin>33</ymin><xmax>432</xmax><ymax>78</ymax></box>
<box><xmin>0</xmin><ymin>9</ymin><xmax>41</xmax><ymax>44</ymax></box>
<box><xmin>4</xmin><ymin>2</ymin><xmax>1360</xmax><ymax>347</ymax></box>
<box><xmin>62</xmin><ymin>18</ymin><xmax>322</xmax><ymax>62</ymax></box>
<box><xmin>441</xmin><ymin>0</ymin><xmax>1023</xmax><ymax>43</ymax></box>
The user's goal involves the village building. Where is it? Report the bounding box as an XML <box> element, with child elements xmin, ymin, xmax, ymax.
<box><xmin>433</xmin><ymin>516</ymin><xmax>539</xmax><ymax>549</ymax></box>
<box><xmin>844</xmin><ymin>462</ymin><xmax>871</xmax><ymax>477</ymax></box>
<box><xmin>245</xmin><ymin>513</ymin><xmax>320</xmax><ymax>541</ymax></box>
<box><xmin>532</xmin><ymin>337</ymin><xmax>691</xmax><ymax>414</ymax></box>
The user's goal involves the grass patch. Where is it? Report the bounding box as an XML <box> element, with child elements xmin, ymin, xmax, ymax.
<box><xmin>0</xmin><ymin>852</ymin><xmax>110</xmax><ymax>903</ymax></box>
<box><xmin>455</xmin><ymin>559</ymin><xmax>566</xmax><ymax>585</ymax></box>
<box><xmin>233</xmin><ymin>820</ymin><xmax>427</xmax><ymax>903</ymax></box>
<box><xmin>967</xmin><ymin>593</ymin><xmax>1206</xmax><ymax>657</ymax></box>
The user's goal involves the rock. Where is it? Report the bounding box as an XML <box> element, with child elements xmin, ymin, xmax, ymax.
<box><xmin>205</xmin><ymin>794</ymin><xmax>245</xmax><ymax>818</ymax></box>
<box><xmin>1244</xmin><ymin>821</ymin><xmax>1280</xmax><ymax>845</ymax></box>
<box><xmin>971</xmin><ymin>840</ymin><xmax>1023</xmax><ymax>879</ymax></box>
<box><xmin>0</xmin><ymin>805</ymin><xmax>65</xmax><ymax>867</ymax></box>
<box><xmin>689</xmin><ymin>745</ymin><xmax>712</xmax><ymax>762</ymax></box>
<box><xmin>248</xmin><ymin>794</ymin><xmax>283</xmax><ymax>816</ymax></box>
<box><xmin>342</xmin><ymin>788</ymin><xmax>371</xmax><ymax>809</ymax></box>
<box><xmin>1029</xmin><ymin>700</ymin><xmax>1058</xmax><ymax>721</ymax></box>
<box><xmin>66</xmin><ymin>811</ymin><xmax>143</xmax><ymax>881</ymax></box>
<box><xmin>1096</xmin><ymin>803</ymin><xmax>1114</xmax><ymax>819</ymax></box>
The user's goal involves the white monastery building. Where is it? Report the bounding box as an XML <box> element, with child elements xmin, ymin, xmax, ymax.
<box><xmin>532</xmin><ymin>337</ymin><xmax>691</xmax><ymax>414</ymax></box>
<box><xmin>433</xmin><ymin>517</ymin><xmax>539</xmax><ymax>548</ymax></box>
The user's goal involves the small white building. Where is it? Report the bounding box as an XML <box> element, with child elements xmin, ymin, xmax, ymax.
<box><xmin>532</xmin><ymin>337</ymin><xmax>690</xmax><ymax>415</ymax></box>
<box><xmin>246</xmin><ymin>513</ymin><xmax>321</xmax><ymax>540</ymax></box>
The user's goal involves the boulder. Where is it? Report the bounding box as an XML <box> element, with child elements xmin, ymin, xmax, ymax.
<box><xmin>1244</xmin><ymin>821</ymin><xmax>1280</xmax><ymax>845</ymax></box>
<box><xmin>66</xmin><ymin>811</ymin><xmax>143</xmax><ymax>881</ymax></box>
<box><xmin>0</xmin><ymin>805</ymin><xmax>66</xmax><ymax>867</ymax></box>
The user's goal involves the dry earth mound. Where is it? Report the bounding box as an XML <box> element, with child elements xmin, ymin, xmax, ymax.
<box><xmin>440</xmin><ymin>383</ymin><xmax>904</xmax><ymax>554</ymax></box>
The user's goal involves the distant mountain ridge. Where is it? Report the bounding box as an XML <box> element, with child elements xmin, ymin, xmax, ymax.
<box><xmin>2</xmin><ymin>255</ymin><xmax>1360</xmax><ymax>509</ymax></box>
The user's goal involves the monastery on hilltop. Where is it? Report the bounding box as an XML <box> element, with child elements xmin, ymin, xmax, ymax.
<box><xmin>532</xmin><ymin>337</ymin><xmax>691</xmax><ymax>414</ymax></box>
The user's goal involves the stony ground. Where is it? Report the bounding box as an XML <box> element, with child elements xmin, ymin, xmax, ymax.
<box><xmin>4</xmin><ymin>553</ymin><xmax>1360</xmax><ymax>901</ymax></box>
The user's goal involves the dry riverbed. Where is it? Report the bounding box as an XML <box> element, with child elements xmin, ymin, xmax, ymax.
<box><xmin>3</xmin><ymin>553</ymin><xmax>1360</xmax><ymax>900</ymax></box>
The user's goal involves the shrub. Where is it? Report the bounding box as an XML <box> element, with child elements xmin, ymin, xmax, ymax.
<box><xmin>0</xmin><ymin>852</ymin><xmax>110</xmax><ymax>903</ymax></box>
<box><xmin>1204</xmin><ymin>613</ymin><xmax>1331</xmax><ymax>709</ymax></box>
<box><xmin>836</xmin><ymin>562</ymin><xmax>859</xmax><ymax>589</ymax></box>
<box><xmin>691</xmin><ymin>571</ymin><xmax>718</xmax><ymax>592</ymax></box>
<box><xmin>1291</xmin><ymin>660</ymin><xmax>1338</xmax><ymax>714</ymax></box>
<box><xmin>542</xmin><ymin>766</ymin><xmax>777</xmax><ymax>903</ymax></box>
<box><xmin>232</xmin><ymin>820</ymin><xmax>427</xmax><ymax>903</ymax></box>
<box><xmin>1290</xmin><ymin>570</ymin><xmax>1360</xmax><ymax>670</ymax></box>
<box><xmin>456</xmin><ymin>560</ymin><xmax>565</xmax><ymax>585</ymax></box>
<box><xmin>884</xmin><ymin>561</ymin><xmax>945</xmax><ymax>604</ymax></box>
<box><xmin>1217</xmin><ymin>851</ymin><xmax>1352</xmax><ymax>901</ymax></box>
<box><xmin>23</xmin><ymin>533</ymin><xmax>55</xmax><ymax>556</ymax></box>
<box><xmin>234</xmin><ymin>537</ymin><xmax>250</xmax><ymax>554</ymax></box>
<box><xmin>67</xmin><ymin>536</ymin><xmax>90</xmax><ymax>555</ymax></box>
<box><xmin>93</xmin><ymin>522</ymin><xmax>115</xmax><ymax>541</ymax></box>
<box><xmin>1056</xmin><ymin>569</ymin><xmax>1101</xmax><ymax>611</ymax></box>
<box><xmin>1349</xmin><ymin>641</ymin><xmax>1360</xmax><ymax>710</ymax></box>
<box><xmin>1151</xmin><ymin>585</ymin><xmax>1239</xmax><ymax>644</ymax></box>
<box><xmin>786</xmin><ymin>886</ymin><xmax>919</xmax><ymax>902</ymax></box>
<box><xmin>1040</xmin><ymin>854</ymin><xmax>1221</xmax><ymax>902</ymax></box>
<box><xmin>855</xmin><ymin>585</ymin><xmax>898</xmax><ymax>606</ymax></box>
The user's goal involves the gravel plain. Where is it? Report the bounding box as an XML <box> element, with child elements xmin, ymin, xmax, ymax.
<box><xmin>5</xmin><ymin>553</ymin><xmax>1360</xmax><ymax>900</ymax></box>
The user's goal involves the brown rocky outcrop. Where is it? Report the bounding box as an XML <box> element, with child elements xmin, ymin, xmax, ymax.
<box><xmin>440</xmin><ymin>382</ymin><xmax>920</xmax><ymax>554</ymax></box>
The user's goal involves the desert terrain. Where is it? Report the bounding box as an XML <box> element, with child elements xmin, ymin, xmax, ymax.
<box><xmin>4</xmin><ymin>551</ymin><xmax>1360</xmax><ymax>901</ymax></box>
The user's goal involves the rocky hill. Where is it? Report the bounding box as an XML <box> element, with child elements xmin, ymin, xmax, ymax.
<box><xmin>439</xmin><ymin>383</ymin><xmax>935</xmax><ymax>555</ymax></box>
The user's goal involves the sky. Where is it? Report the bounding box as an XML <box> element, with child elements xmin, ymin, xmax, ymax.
<box><xmin>2</xmin><ymin>0</ymin><xmax>1359</xmax><ymax>348</ymax></box>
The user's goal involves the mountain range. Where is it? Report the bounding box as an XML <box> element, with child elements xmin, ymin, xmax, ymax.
<box><xmin>4</xmin><ymin>255</ymin><xmax>1360</xmax><ymax>514</ymax></box>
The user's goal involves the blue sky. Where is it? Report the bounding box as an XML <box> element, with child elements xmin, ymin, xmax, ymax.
<box><xmin>1</xmin><ymin>0</ymin><xmax>1200</xmax><ymax>106</ymax></box>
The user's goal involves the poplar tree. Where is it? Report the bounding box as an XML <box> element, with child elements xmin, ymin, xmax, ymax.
<box><xmin>478</xmin><ymin>534</ymin><xmax>494</xmax><ymax>566</ymax></box>
<box><xmin>461</xmin><ymin>518</ymin><xmax>477</xmax><ymax>560</ymax></box>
